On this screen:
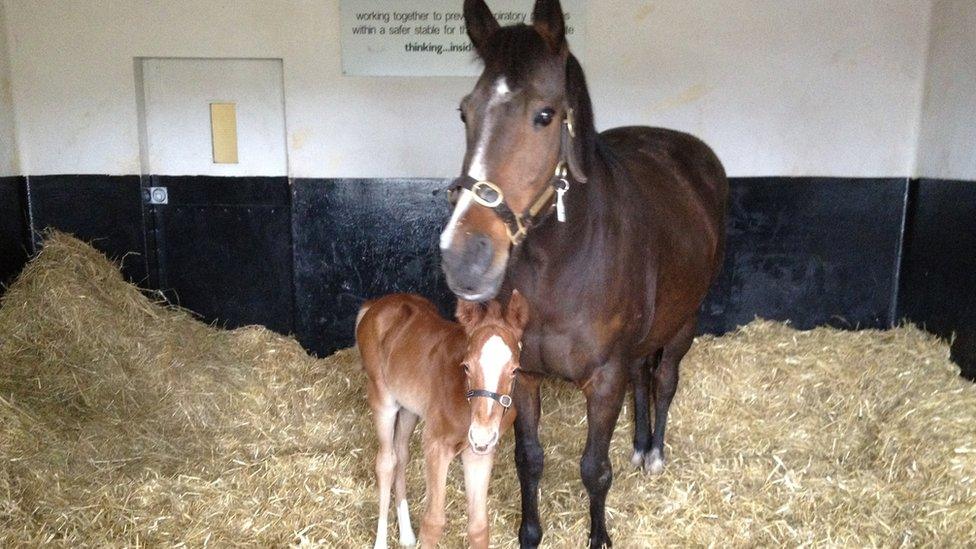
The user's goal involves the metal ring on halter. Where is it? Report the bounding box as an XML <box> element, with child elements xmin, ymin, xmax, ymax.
<box><xmin>466</xmin><ymin>389</ymin><xmax>513</xmax><ymax>409</ymax></box>
<box><xmin>470</xmin><ymin>180</ymin><xmax>505</xmax><ymax>208</ymax></box>
<box><xmin>554</xmin><ymin>160</ymin><xmax>568</xmax><ymax>180</ymax></box>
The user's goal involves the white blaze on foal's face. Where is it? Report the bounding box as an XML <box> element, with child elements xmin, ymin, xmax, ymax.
<box><xmin>479</xmin><ymin>335</ymin><xmax>512</xmax><ymax>400</ymax></box>
<box><xmin>466</xmin><ymin>331</ymin><xmax>517</xmax><ymax>453</ymax></box>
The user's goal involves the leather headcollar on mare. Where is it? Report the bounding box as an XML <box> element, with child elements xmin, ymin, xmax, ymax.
<box><xmin>447</xmin><ymin>109</ymin><xmax>578</xmax><ymax>246</ymax></box>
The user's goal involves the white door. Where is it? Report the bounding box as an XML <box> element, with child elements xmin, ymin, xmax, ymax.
<box><xmin>139</xmin><ymin>58</ymin><xmax>287</xmax><ymax>176</ymax></box>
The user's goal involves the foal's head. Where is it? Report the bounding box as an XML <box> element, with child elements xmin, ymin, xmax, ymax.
<box><xmin>456</xmin><ymin>290</ymin><xmax>529</xmax><ymax>454</ymax></box>
<box><xmin>440</xmin><ymin>0</ymin><xmax>595</xmax><ymax>301</ymax></box>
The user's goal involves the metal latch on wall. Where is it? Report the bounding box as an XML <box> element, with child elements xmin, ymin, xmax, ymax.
<box><xmin>145</xmin><ymin>187</ymin><xmax>168</xmax><ymax>205</ymax></box>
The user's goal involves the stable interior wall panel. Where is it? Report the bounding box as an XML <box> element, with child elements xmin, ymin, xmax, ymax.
<box><xmin>26</xmin><ymin>175</ymin><xmax>146</xmax><ymax>285</ymax></box>
<box><xmin>0</xmin><ymin>176</ymin><xmax>28</xmax><ymax>288</ymax></box>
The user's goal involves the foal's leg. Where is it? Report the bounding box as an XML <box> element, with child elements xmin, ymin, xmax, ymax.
<box><xmin>645</xmin><ymin>317</ymin><xmax>696</xmax><ymax>475</ymax></box>
<box><xmin>581</xmin><ymin>363</ymin><xmax>629</xmax><ymax>548</ymax></box>
<box><xmin>370</xmin><ymin>393</ymin><xmax>400</xmax><ymax>549</ymax></box>
<box><xmin>393</xmin><ymin>410</ymin><xmax>419</xmax><ymax>546</ymax></box>
<box><xmin>461</xmin><ymin>447</ymin><xmax>494</xmax><ymax>549</ymax></box>
<box><xmin>629</xmin><ymin>351</ymin><xmax>661</xmax><ymax>467</ymax></box>
<box><xmin>512</xmin><ymin>372</ymin><xmax>544</xmax><ymax>548</ymax></box>
<box><xmin>419</xmin><ymin>438</ymin><xmax>454</xmax><ymax>547</ymax></box>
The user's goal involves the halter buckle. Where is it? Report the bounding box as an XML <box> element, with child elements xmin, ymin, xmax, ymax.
<box><xmin>470</xmin><ymin>180</ymin><xmax>504</xmax><ymax>208</ymax></box>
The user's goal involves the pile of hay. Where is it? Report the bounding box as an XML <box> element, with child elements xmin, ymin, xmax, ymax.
<box><xmin>1</xmin><ymin>233</ymin><xmax>974</xmax><ymax>546</ymax></box>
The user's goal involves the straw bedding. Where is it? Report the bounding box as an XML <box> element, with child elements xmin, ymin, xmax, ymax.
<box><xmin>1</xmin><ymin>232</ymin><xmax>974</xmax><ymax>547</ymax></box>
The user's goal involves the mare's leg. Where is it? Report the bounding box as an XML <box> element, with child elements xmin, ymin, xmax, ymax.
<box><xmin>461</xmin><ymin>447</ymin><xmax>494</xmax><ymax>549</ymax></box>
<box><xmin>512</xmin><ymin>372</ymin><xmax>544</xmax><ymax>548</ymax></box>
<box><xmin>629</xmin><ymin>351</ymin><xmax>661</xmax><ymax>467</ymax></box>
<box><xmin>419</xmin><ymin>438</ymin><xmax>454</xmax><ymax>547</ymax></box>
<box><xmin>370</xmin><ymin>388</ymin><xmax>400</xmax><ymax>549</ymax></box>
<box><xmin>645</xmin><ymin>317</ymin><xmax>696</xmax><ymax>475</ymax></box>
<box><xmin>581</xmin><ymin>362</ymin><xmax>629</xmax><ymax>548</ymax></box>
<box><xmin>393</xmin><ymin>410</ymin><xmax>419</xmax><ymax>546</ymax></box>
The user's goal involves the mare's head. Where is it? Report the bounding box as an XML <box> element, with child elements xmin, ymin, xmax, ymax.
<box><xmin>439</xmin><ymin>0</ymin><xmax>595</xmax><ymax>301</ymax></box>
<box><xmin>456</xmin><ymin>290</ymin><xmax>529</xmax><ymax>454</ymax></box>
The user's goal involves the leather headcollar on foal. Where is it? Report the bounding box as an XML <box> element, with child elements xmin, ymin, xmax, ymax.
<box><xmin>447</xmin><ymin>109</ymin><xmax>578</xmax><ymax>246</ymax></box>
<box><xmin>464</xmin><ymin>336</ymin><xmax>522</xmax><ymax>412</ymax></box>
<box><xmin>465</xmin><ymin>388</ymin><xmax>513</xmax><ymax>410</ymax></box>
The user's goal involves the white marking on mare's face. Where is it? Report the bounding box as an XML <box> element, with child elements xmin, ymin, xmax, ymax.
<box><xmin>439</xmin><ymin>189</ymin><xmax>474</xmax><ymax>250</ymax></box>
<box><xmin>441</xmin><ymin>78</ymin><xmax>512</xmax><ymax>251</ymax></box>
<box><xmin>467</xmin><ymin>77</ymin><xmax>511</xmax><ymax>182</ymax></box>
<box><xmin>478</xmin><ymin>334</ymin><xmax>513</xmax><ymax>413</ymax></box>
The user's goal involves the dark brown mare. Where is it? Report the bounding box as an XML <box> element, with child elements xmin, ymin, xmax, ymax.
<box><xmin>357</xmin><ymin>292</ymin><xmax>529</xmax><ymax>548</ymax></box>
<box><xmin>438</xmin><ymin>1</ymin><xmax>728</xmax><ymax>546</ymax></box>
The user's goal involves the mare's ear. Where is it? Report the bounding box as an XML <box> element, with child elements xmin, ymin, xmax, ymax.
<box><xmin>464</xmin><ymin>0</ymin><xmax>499</xmax><ymax>57</ymax></box>
<box><xmin>564</xmin><ymin>54</ymin><xmax>594</xmax><ymax>183</ymax></box>
<box><xmin>532</xmin><ymin>0</ymin><xmax>566</xmax><ymax>52</ymax></box>
<box><xmin>456</xmin><ymin>299</ymin><xmax>486</xmax><ymax>333</ymax></box>
<box><xmin>505</xmin><ymin>290</ymin><xmax>530</xmax><ymax>335</ymax></box>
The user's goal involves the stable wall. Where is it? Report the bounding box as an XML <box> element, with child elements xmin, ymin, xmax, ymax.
<box><xmin>904</xmin><ymin>0</ymin><xmax>976</xmax><ymax>379</ymax></box>
<box><xmin>915</xmin><ymin>0</ymin><xmax>976</xmax><ymax>180</ymax></box>
<box><xmin>0</xmin><ymin>1</ymin><xmax>17</xmax><ymax>177</ymax></box>
<box><xmin>2</xmin><ymin>0</ymin><xmax>932</xmax><ymax>178</ymax></box>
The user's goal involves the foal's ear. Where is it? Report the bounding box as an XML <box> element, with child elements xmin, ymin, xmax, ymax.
<box><xmin>456</xmin><ymin>299</ymin><xmax>486</xmax><ymax>333</ymax></box>
<box><xmin>532</xmin><ymin>0</ymin><xmax>566</xmax><ymax>52</ymax></box>
<box><xmin>464</xmin><ymin>0</ymin><xmax>499</xmax><ymax>57</ymax></box>
<box><xmin>505</xmin><ymin>290</ymin><xmax>531</xmax><ymax>334</ymax></box>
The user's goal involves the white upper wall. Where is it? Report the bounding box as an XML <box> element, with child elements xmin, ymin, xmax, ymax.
<box><xmin>0</xmin><ymin>1</ymin><xmax>17</xmax><ymax>177</ymax></box>
<box><xmin>2</xmin><ymin>0</ymin><xmax>936</xmax><ymax>178</ymax></box>
<box><xmin>915</xmin><ymin>0</ymin><xmax>976</xmax><ymax>180</ymax></box>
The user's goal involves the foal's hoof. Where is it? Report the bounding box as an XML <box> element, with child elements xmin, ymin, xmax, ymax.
<box><xmin>643</xmin><ymin>448</ymin><xmax>666</xmax><ymax>475</ymax></box>
<box><xmin>630</xmin><ymin>449</ymin><xmax>646</xmax><ymax>468</ymax></box>
<box><xmin>398</xmin><ymin>531</ymin><xmax>416</xmax><ymax>547</ymax></box>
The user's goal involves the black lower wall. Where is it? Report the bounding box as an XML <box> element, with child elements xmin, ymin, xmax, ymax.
<box><xmin>1</xmin><ymin>174</ymin><xmax>973</xmax><ymax>377</ymax></box>
<box><xmin>899</xmin><ymin>179</ymin><xmax>976</xmax><ymax>380</ymax></box>
<box><xmin>148</xmin><ymin>176</ymin><xmax>294</xmax><ymax>334</ymax></box>
<box><xmin>293</xmin><ymin>179</ymin><xmax>453</xmax><ymax>355</ymax></box>
<box><xmin>0</xmin><ymin>176</ymin><xmax>29</xmax><ymax>288</ymax></box>
<box><xmin>27</xmin><ymin>175</ymin><xmax>147</xmax><ymax>284</ymax></box>
<box><xmin>700</xmin><ymin>178</ymin><xmax>908</xmax><ymax>334</ymax></box>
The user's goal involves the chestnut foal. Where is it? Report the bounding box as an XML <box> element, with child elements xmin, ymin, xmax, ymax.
<box><xmin>356</xmin><ymin>291</ymin><xmax>528</xmax><ymax>548</ymax></box>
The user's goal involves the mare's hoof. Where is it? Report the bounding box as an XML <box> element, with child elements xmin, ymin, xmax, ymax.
<box><xmin>643</xmin><ymin>448</ymin><xmax>666</xmax><ymax>475</ymax></box>
<box><xmin>588</xmin><ymin>533</ymin><xmax>613</xmax><ymax>548</ymax></box>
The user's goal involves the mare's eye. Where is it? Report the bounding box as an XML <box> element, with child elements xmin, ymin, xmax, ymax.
<box><xmin>534</xmin><ymin>108</ymin><xmax>555</xmax><ymax>127</ymax></box>
<box><xmin>462</xmin><ymin>363</ymin><xmax>470</xmax><ymax>374</ymax></box>
<box><xmin>458</xmin><ymin>107</ymin><xmax>467</xmax><ymax>124</ymax></box>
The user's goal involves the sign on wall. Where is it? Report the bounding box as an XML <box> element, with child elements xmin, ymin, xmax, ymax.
<box><xmin>340</xmin><ymin>0</ymin><xmax>586</xmax><ymax>76</ymax></box>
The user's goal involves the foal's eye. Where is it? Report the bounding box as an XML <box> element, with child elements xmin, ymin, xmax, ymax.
<box><xmin>458</xmin><ymin>107</ymin><xmax>467</xmax><ymax>124</ymax></box>
<box><xmin>462</xmin><ymin>363</ymin><xmax>470</xmax><ymax>374</ymax></box>
<box><xmin>533</xmin><ymin>108</ymin><xmax>555</xmax><ymax>127</ymax></box>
